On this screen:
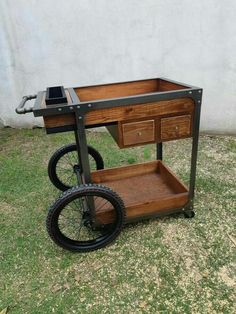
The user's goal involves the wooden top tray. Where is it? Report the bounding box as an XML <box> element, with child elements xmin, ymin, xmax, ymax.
<box><xmin>32</xmin><ymin>78</ymin><xmax>201</xmax><ymax>134</ymax></box>
<box><xmin>74</xmin><ymin>78</ymin><xmax>191</xmax><ymax>102</ymax></box>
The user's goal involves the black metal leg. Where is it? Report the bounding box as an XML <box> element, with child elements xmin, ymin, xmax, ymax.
<box><xmin>74</xmin><ymin>130</ymin><xmax>83</xmax><ymax>185</ymax></box>
<box><xmin>73</xmin><ymin>112</ymin><xmax>96</xmax><ymax>219</ymax></box>
<box><xmin>74</xmin><ymin>112</ymin><xmax>91</xmax><ymax>184</ymax></box>
<box><xmin>186</xmin><ymin>95</ymin><xmax>202</xmax><ymax>211</ymax></box>
<box><xmin>156</xmin><ymin>143</ymin><xmax>163</xmax><ymax>160</ymax></box>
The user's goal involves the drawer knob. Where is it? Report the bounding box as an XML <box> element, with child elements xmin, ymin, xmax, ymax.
<box><xmin>175</xmin><ymin>126</ymin><xmax>179</xmax><ymax>130</ymax></box>
<box><xmin>138</xmin><ymin>131</ymin><xmax>142</xmax><ymax>136</ymax></box>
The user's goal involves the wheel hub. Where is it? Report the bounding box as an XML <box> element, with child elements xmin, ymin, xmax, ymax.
<box><xmin>73</xmin><ymin>164</ymin><xmax>81</xmax><ymax>173</ymax></box>
<box><xmin>82</xmin><ymin>212</ymin><xmax>92</xmax><ymax>227</ymax></box>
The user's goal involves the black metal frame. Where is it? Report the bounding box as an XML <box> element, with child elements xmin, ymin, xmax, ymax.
<box><xmin>16</xmin><ymin>77</ymin><xmax>202</xmax><ymax>217</ymax></box>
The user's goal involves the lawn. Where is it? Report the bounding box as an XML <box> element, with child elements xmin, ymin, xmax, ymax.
<box><xmin>0</xmin><ymin>128</ymin><xmax>235</xmax><ymax>313</ymax></box>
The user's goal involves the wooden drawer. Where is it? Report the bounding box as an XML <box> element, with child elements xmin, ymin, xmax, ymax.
<box><xmin>122</xmin><ymin>120</ymin><xmax>155</xmax><ymax>147</ymax></box>
<box><xmin>106</xmin><ymin>119</ymin><xmax>156</xmax><ymax>148</ymax></box>
<box><xmin>160</xmin><ymin>115</ymin><xmax>192</xmax><ymax>141</ymax></box>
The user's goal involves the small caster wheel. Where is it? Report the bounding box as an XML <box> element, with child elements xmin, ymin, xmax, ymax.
<box><xmin>184</xmin><ymin>210</ymin><xmax>195</xmax><ymax>218</ymax></box>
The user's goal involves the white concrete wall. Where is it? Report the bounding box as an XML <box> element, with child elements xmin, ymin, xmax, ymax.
<box><xmin>0</xmin><ymin>0</ymin><xmax>235</xmax><ymax>133</ymax></box>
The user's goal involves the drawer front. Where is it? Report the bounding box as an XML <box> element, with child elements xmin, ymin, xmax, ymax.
<box><xmin>122</xmin><ymin>120</ymin><xmax>155</xmax><ymax>146</ymax></box>
<box><xmin>161</xmin><ymin>115</ymin><xmax>192</xmax><ymax>141</ymax></box>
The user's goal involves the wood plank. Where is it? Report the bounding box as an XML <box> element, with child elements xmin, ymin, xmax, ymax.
<box><xmin>44</xmin><ymin>114</ymin><xmax>75</xmax><ymax>128</ymax></box>
<box><xmin>85</xmin><ymin>98</ymin><xmax>194</xmax><ymax>126</ymax></box>
<box><xmin>75</xmin><ymin>79</ymin><xmax>160</xmax><ymax>101</ymax></box>
<box><xmin>159</xmin><ymin>79</ymin><xmax>188</xmax><ymax>92</ymax></box>
<box><xmin>126</xmin><ymin>194</ymin><xmax>188</xmax><ymax>218</ymax></box>
<box><xmin>75</xmin><ymin>79</ymin><xmax>189</xmax><ymax>102</ymax></box>
<box><xmin>91</xmin><ymin>160</ymin><xmax>159</xmax><ymax>183</ymax></box>
<box><xmin>44</xmin><ymin>98</ymin><xmax>194</xmax><ymax>130</ymax></box>
<box><xmin>159</xmin><ymin>162</ymin><xmax>188</xmax><ymax>193</ymax></box>
<box><xmin>95</xmin><ymin>193</ymin><xmax>188</xmax><ymax>224</ymax></box>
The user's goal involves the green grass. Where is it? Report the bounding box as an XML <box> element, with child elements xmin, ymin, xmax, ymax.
<box><xmin>0</xmin><ymin>128</ymin><xmax>235</xmax><ymax>313</ymax></box>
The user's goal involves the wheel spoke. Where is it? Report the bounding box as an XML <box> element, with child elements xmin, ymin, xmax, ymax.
<box><xmin>67</xmin><ymin>152</ymin><xmax>77</xmax><ymax>165</ymax></box>
<box><xmin>60</xmin><ymin>214</ymin><xmax>77</xmax><ymax>225</ymax></box>
<box><xmin>67</xmin><ymin>204</ymin><xmax>82</xmax><ymax>217</ymax></box>
<box><xmin>61</xmin><ymin>155</ymin><xmax>74</xmax><ymax>167</ymax></box>
<box><xmin>86</xmin><ymin>225</ymin><xmax>97</xmax><ymax>239</ymax></box>
<box><xmin>77</xmin><ymin>220</ymin><xmax>85</xmax><ymax>239</ymax></box>
<box><xmin>47</xmin><ymin>184</ymin><xmax>124</xmax><ymax>252</ymax></box>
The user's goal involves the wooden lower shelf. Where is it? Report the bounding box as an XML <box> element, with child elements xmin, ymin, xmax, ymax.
<box><xmin>91</xmin><ymin>160</ymin><xmax>188</xmax><ymax>223</ymax></box>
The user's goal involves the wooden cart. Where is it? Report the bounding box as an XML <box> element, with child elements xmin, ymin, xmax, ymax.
<box><xmin>16</xmin><ymin>78</ymin><xmax>202</xmax><ymax>252</ymax></box>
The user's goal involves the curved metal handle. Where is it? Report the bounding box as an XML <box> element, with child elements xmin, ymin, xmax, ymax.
<box><xmin>15</xmin><ymin>94</ymin><xmax>37</xmax><ymax>114</ymax></box>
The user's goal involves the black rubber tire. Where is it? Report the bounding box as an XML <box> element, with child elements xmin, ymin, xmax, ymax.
<box><xmin>46</xmin><ymin>184</ymin><xmax>125</xmax><ymax>252</ymax></box>
<box><xmin>184</xmin><ymin>210</ymin><xmax>195</xmax><ymax>218</ymax></box>
<box><xmin>48</xmin><ymin>143</ymin><xmax>104</xmax><ymax>191</ymax></box>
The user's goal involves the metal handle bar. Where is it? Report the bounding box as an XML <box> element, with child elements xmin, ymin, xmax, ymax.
<box><xmin>15</xmin><ymin>94</ymin><xmax>37</xmax><ymax>114</ymax></box>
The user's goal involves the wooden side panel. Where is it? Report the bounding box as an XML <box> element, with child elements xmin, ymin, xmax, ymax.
<box><xmin>75</xmin><ymin>79</ymin><xmax>190</xmax><ymax>102</ymax></box>
<box><xmin>75</xmin><ymin>79</ymin><xmax>160</xmax><ymax>101</ymax></box>
<box><xmin>91</xmin><ymin>160</ymin><xmax>159</xmax><ymax>183</ymax></box>
<box><xmin>95</xmin><ymin>193</ymin><xmax>188</xmax><ymax>224</ymax></box>
<box><xmin>159</xmin><ymin>162</ymin><xmax>188</xmax><ymax>193</ymax></box>
<box><xmin>159</xmin><ymin>79</ymin><xmax>188</xmax><ymax>92</ymax></box>
<box><xmin>44</xmin><ymin>114</ymin><xmax>75</xmax><ymax>128</ymax></box>
<box><xmin>85</xmin><ymin>98</ymin><xmax>194</xmax><ymax>126</ymax></box>
<box><xmin>122</xmin><ymin>120</ymin><xmax>155</xmax><ymax>146</ymax></box>
<box><xmin>126</xmin><ymin>194</ymin><xmax>188</xmax><ymax>218</ymax></box>
<box><xmin>43</xmin><ymin>98</ymin><xmax>194</xmax><ymax>130</ymax></box>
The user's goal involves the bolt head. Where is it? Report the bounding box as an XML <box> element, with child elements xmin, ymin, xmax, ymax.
<box><xmin>189</xmin><ymin>91</ymin><xmax>192</xmax><ymax>94</ymax></box>
<box><xmin>70</xmin><ymin>106</ymin><xmax>73</xmax><ymax>110</ymax></box>
<box><xmin>58</xmin><ymin>108</ymin><xmax>62</xmax><ymax>111</ymax></box>
<box><xmin>198</xmin><ymin>90</ymin><xmax>202</xmax><ymax>93</ymax></box>
<box><xmin>88</xmin><ymin>104</ymin><xmax>92</xmax><ymax>107</ymax></box>
<box><xmin>77</xmin><ymin>105</ymin><xmax>80</xmax><ymax>109</ymax></box>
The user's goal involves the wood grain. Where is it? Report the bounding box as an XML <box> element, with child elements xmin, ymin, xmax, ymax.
<box><xmin>92</xmin><ymin>160</ymin><xmax>159</xmax><ymax>183</ymax></box>
<box><xmin>92</xmin><ymin>160</ymin><xmax>189</xmax><ymax>224</ymax></box>
<box><xmin>160</xmin><ymin>114</ymin><xmax>192</xmax><ymax>141</ymax></box>
<box><xmin>44</xmin><ymin>114</ymin><xmax>74</xmax><ymax>128</ymax></box>
<box><xmin>159</xmin><ymin>79</ymin><xmax>188</xmax><ymax>92</ymax></box>
<box><xmin>159</xmin><ymin>162</ymin><xmax>188</xmax><ymax>193</ymax></box>
<box><xmin>75</xmin><ymin>79</ymin><xmax>188</xmax><ymax>101</ymax></box>
<box><xmin>85</xmin><ymin>98</ymin><xmax>194</xmax><ymax>126</ymax></box>
<box><xmin>122</xmin><ymin>119</ymin><xmax>155</xmax><ymax>146</ymax></box>
<box><xmin>75</xmin><ymin>79</ymin><xmax>160</xmax><ymax>101</ymax></box>
<box><xmin>44</xmin><ymin>98</ymin><xmax>194</xmax><ymax>129</ymax></box>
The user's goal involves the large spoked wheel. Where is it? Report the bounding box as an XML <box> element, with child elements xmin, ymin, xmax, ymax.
<box><xmin>46</xmin><ymin>184</ymin><xmax>125</xmax><ymax>252</ymax></box>
<box><xmin>48</xmin><ymin>144</ymin><xmax>104</xmax><ymax>191</ymax></box>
